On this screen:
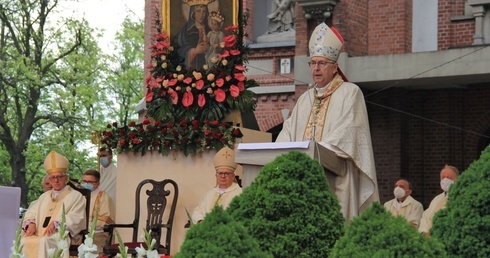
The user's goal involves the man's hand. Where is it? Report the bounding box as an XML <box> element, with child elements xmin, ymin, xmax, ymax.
<box><xmin>43</xmin><ymin>221</ymin><xmax>57</xmax><ymax>236</ymax></box>
<box><xmin>24</xmin><ymin>223</ymin><xmax>37</xmax><ymax>237</ymax></box>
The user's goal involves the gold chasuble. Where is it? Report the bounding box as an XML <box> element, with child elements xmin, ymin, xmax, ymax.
<box><xmin>22</xmin><ymin>186</ymin><xmax>86</xmax><ymax>258</ymax></box>
<box><xmin>303</xmin><ymin>75</ymin><xmax>344</xmax><ymax>141</ymax></box>
<box><xmin>277</xmin><ymin>74</ymin><xmax>379</xmax><ymax>221</ymax></box>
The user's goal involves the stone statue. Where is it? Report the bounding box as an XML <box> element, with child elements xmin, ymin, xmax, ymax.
<box><xmin>267</xmin><ymin>0</ymin><xmax>295</xmax><ymax>34</ymax></box>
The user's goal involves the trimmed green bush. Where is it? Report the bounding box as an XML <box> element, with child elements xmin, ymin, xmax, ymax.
<box><xmin>431</xmin><ymin>144</ymin><xmax>490</xmax><ymax>257</ymax></box>
<box><xmin>228</xmin><ymin>151</ymin><xmax>344</xmax><ymax>258</ymax></box>
<box><xmin>174</xmin><ymin>205</ymin><xmax>271</xmax><ymax>258</ymax></box>
<box><xmin>331</xmin><ymin>202</ymin><xmax>447</xmax><ymax>258</ymax></box>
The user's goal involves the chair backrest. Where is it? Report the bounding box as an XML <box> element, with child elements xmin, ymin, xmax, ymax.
<box><xmin>132</xmin><ymin>179</ymin><xmax>179</xmax><ymax>254</ymax></box>
<box><xmin>67</xmin><ymin>180</ymin><xmax>91</xmax><ymax>233</ymax></box>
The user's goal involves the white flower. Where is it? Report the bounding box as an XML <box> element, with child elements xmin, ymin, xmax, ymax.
<box><xmin>47</xmin><ymin>248</ymin><xmax>55</xmax><ymax>257</ymax></box>
<box><xmin>135</xmin><ymin>243</ymin><xmax>147</xmax><ymax>258</ymax></box>
<box><xmin>146</xmin><ymin>249</ymin><xmax>159</xmax><ymax>258</ymax></box>
<box><xmin>56</xmin><ymin>239</ymin><xmax>68</xmax><ymax>251</ymax></box>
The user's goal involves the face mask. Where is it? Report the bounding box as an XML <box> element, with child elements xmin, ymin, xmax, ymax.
<box><xmin>81</xmin><ymin>183</ymin><xmax>94</xmax><ymax>191</ymax></box>
<box><xmin>440</xmin><ymin>178</ymin><xmax>454</xmax><ymax>192</ymax></box>
<box><xmin>393</xmin><ymin>186</ymin><xmax>406</xmax><ymax>199</ymax></box>
<box><xmin>100</xmin><ymin>157</ymin><xmax>109</xmax><ymax>167</ymax></box>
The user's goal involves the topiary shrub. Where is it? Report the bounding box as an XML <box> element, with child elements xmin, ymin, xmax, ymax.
<box><xmin>431</xmin><ymin>144</ymin><xmax>490</xmax><ymax>257</ymax></box>
<box><xmin>331</xmin><ymin>202</ymin><xmax>447</xmax><ymax>258</ymax></box>
<box><xmin>228</xmin><ymin>151</ymin><xmax>344</xmax><ymax>258</ymax></box>
<box><xmin>174</xmin><ymin>205</ymin><xmax>271</xmax><ymax>258</ymax></box>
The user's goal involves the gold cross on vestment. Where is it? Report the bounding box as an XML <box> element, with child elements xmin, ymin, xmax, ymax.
<box><xmin>221</xmin><ymin>149</ymin><xmax>232</xmax><ymax>160</ymax></box>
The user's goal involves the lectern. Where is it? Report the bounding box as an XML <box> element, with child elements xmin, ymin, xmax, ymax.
<box><xmin>235</xmin><ymin>141</ymin><xmax>345</xmax><ymax>190</ymax></box>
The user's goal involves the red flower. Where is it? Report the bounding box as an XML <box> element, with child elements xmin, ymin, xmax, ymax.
<box><xmin>218</xmin><ymin>50</ymin><xmax>230</xmax><ymax>58</ymax></box>
<box><xmin>166</xmin><ymin>123</ymin><xmax>173</xmax><ymax>128</ymax></box>
<box><xmin>112</xmin><ymin>122</ymin><xmax>118</xmax><ymax>127</ymax></box>
<box><xmin>119</xmin><ymin>139</ymin><xmax>125</xmax><ymax>146</ymax></box>
<box><xmin>225</xmin><ymin>25</ymin><xmax>238</xmax><ymax>31</ymax></box>
<box><xmin>138</xmin><ymin>128</ymin><xmax>144</xmax><ymax>133</ymax></box>
<box><xmin>216</xmin><ymin>78</ymin><xmax>224</xmax><ymax>87</ymax></box>
<box><xmin>154</xmin><ymin>120</ymin><xmax>161</xmax><ymax>127</ymax></box>
<box><xmin>105</xmin><ymin>131</ymin><xmax>113</xmax><ymax>137</ymax></box>
<box><xmin>128</xmin><ymin>121</ymin><xmax>136</xmax><ymax>127</ymax></box>
<box><xmin>132</xmin><ymin>138</ymin><xmax>140</xmax><ymax>144</ymax></box>
<box><xmin>143</xmin><ymin>119</ymin><xmax>151</xmax><ymax>125</ymax></box>
<box><xmin>195</xmin><ymin>79</ymin><xmax>204</xmax><ymax>90</ymax></box>
<box><xmin>182</xmin><ymin>92</ymin><xmax>194</xmax><ymax>107</ymax></box>
<box><xmin>204</xmin><ymin>129</ymin><xmax>211</xmax><ymax>136</ymax></box>
<box><xmin>198</xmin><ymin>94</ymin><xmax>206</xmax><ymax>107</ymax></box>
<box><xmin>145</xmin><ymin>74</ymin><xmax>153</xmax><ymax>85</ymax></box>
<box><xmin>214</xmin><ymin>89</ymin><xmax>226</xmax><ymax>102</ymax></box>
<box><xmin>230</xmin><ymin>49</ymin><xmax>240</xmax><ymax>56</ymax></box>
<box><xmin>161</xmin><ymin>128</ymin><xmax>167</xmax><ymax>134</ymax></box>
<box><xmin>230</xmin><ymin>85</ymin><xmax>240</xmax><ymax>97</ymax></box>
<box><xmin>223</xmin><ymin>35</ymin><xmax>236</xmax><ymax>47</ymax></box>
<box><xmin>129</xmin><ymin>132</ymin><xmax>136</xmax><ymax>139</ymax></box>
<box><xmin>152</xmin><ymin>141</ymin><xmax>159</xmax><ymax>147</ymax></box>
<box><xmin>234</xmin><ymin>73</ymin><xmax>245</xmax><ymax>81</ymax></box>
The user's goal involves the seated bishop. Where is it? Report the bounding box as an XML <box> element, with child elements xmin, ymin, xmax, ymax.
<box><xmin>21</xmin><ymin>151</ymin><xmax>86</xmax><ymax>258</ymax></box>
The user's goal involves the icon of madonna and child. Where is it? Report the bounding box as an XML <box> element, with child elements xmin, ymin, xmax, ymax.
<box><xmin>170</xmin><ymin>0</ymin><xmax>236</xmax><ymax>70</ymax></box>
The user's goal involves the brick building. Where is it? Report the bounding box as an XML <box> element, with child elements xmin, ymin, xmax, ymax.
<box><xmin>143</xmin><ymin>0</ymin><xmax>490</xmax><ymax>207</ymax></box>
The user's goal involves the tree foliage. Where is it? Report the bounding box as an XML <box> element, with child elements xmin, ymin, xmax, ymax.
<box><xmin>431</xmin><ymin>144</ymin><xmax>490</xmax><ymax>257</ymax></box>
<box><xmin>175</xmin><ymin>206</ymin><xmax>271</xmax><ymax>258</ymax></box>
<box><xmin>331</xmin><ymin>202</ymin><xmax>447</xmax><ymax>258</ymax></box>
<box><xmin>0</xmin><ymin>0</ymin><xmax>143</xmax><ymax>206</ymax></box>
<box><xmin>228</xmin><ymin>151</ymin><xmax>344</xmax><ymax>258</ymax></box>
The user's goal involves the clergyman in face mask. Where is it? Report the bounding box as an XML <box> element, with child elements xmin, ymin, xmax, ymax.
<box><xmin>98</xmin><ymin>147</ymin><xmax>117</xmax><ymax>219</ymax></box>
<box><xmin>418</xmin><ymin>165</ymin><xmax>459</xmax><ymax>237</ymax></box>
<box><xmin>79</xmin><ymin>169</ymin><xmax>114</xmax><ymax>254</ymax></box>
<box><xmin>383</xmin><ymin>179</ymin><xmax>423</xmax><ymax>228</ymax></box>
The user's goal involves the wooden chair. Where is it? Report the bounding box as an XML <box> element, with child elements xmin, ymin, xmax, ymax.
<box><xmin>67</xmin><ymin>180</ymin><xmax>91</xmax><ymax>256</ymax></box>
<box><xmin>102</xmin><ymin>179</ymin><xmax>179</xmax><ymax>257</ymax></box>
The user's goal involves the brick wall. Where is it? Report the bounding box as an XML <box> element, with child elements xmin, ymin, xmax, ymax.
<box><xmin>438</xmin><ymin>0</ymin><xmax>474</xmax><ymax>49</ymax></box>
<box><xmin>333</xmin><ymin>0</ymin><xmax>369</xmax><ymax>56</ymax></box>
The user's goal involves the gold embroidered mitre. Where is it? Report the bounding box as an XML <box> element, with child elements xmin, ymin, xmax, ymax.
<box><xmin>43</xmin><ymin>151</ymin><xmax>69</xmax><ymax>174</ymax></box>
<box><xmin>213</xmin><ymin>146</ymin><xmax>238</xmax><ymax>171</ymax></box>
<box><xmin>309</xmin><ymin>22</ymin><xmax>344</xmax><ymax>62</ymax></box>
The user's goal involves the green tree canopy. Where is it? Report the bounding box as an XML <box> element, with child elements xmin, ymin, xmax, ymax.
<box><xmin>228</xmin><ymin>151</ymin><xmax>344</xmax><ymax>258</ymax></box>
<box><xmin>431</xmin><ymin>144</ymin><xmax>490</xmax><ymax>257</ymax></box>
<box><xmin>331</xmin><ymin>202</ymin><xmax>447</xmax><ymax>258</ymax></box>
<box><xmin>175</xmin><ymin>206</ymin><xmax>271</xmax><ymax>258</ymax></box>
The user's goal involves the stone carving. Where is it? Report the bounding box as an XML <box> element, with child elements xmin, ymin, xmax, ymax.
<box><xmin>267</xmin><ymin>0</ymin><xmax>295</xmax><ymax>34</ymax></box>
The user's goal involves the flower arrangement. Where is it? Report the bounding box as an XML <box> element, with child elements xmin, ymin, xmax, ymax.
<box><xmin>10</xmin><ymin>219</ymin><xmax>25</xmax><ymax>258</ymax></box>
<box><xmin>100</xmin><ymin>11</ymin><xmax>256</xmax><ymax>156</ymax></box>
<box><xmin>102</xmin><ymin>118</ymin><xmax>243</xmax><ymax>156</ymax></box>
<box><xmin>144</xmin><ymin>12</ymin><xmax>257</xmax><ymax>123</ymax></box>
<box><xmin>77</xmin><ymin>208</ymin><xmax>99</xmax><ymax>258</ymax></box>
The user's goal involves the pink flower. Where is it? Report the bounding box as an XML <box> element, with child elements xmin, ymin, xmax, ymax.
<box><xmin>168</xmin><ymin>79</ymin><xmax>178</xmax><ymax>87</ymax></box>
<box><xmin>183</xmin><ymin>77</ymin><xmax>193</xmax><ymax>84</ymax></box>
<box><xmin>196</xmin><ymin>79</ymin><xmax>204</xmax><ymax>90</ymax></box>
<box><xmin>235</xmin><ymin>64</ymin><xmax>246</xmax><ymax>71</ymax></box>
<box><xmin>216</xmin><ymin>78</ymin><xmax>225</xmax><ymax>87</ymax></box>
<box><xmin>170</xmin><ymin>91</ymin><xmax>178</xmax><ymax>105</ymax></box>
<box><xmin>214</xmin><ymin>89</ymin><xmax>226</xmax><ymax>102</ymax></box>
<box><xmin>234</xmin><ymin>73</ymin><xmax>245</xmax><ymax>82</ymax></box>
<box><xmin>230</xmin><ymin>49</ymin><xmax>241</xmax><ymax>56</ymax></box>
<box><xmin>198</xmin><ymin>94</ymin><xmax>206</xmax><ymax>107</ymax></box>
<box><xmin>145</xmin><ymin>74</ymin><xmax>153</xmax><ymax>85</ymax></box>
<box><xmin>182</xmin><ymin>92</ymin><xmax>194</xmax><ymax>107</ymax></box>
<box><xmin>207</xmin><ymin>73</ymin><xmax>215</xmax><ymax>81</ymax></box>
<box><xmin>237</xmin><ymin>81</ymin><xmax>245</xmax><ymax>91</ymax></box>
<box><xmin>223</xmin><ymin>35</ymin><xmax>236</xmax><ymax>47</ymax></box>
<box><xmin>145</xmin><ymin>91</ymin><xmax>154</xmax><ymax>102</ymax></box>
<box><xmin>230</xmin><ymin>85</ymin><xmax>240</xmax><ymax>97</ymax></box>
